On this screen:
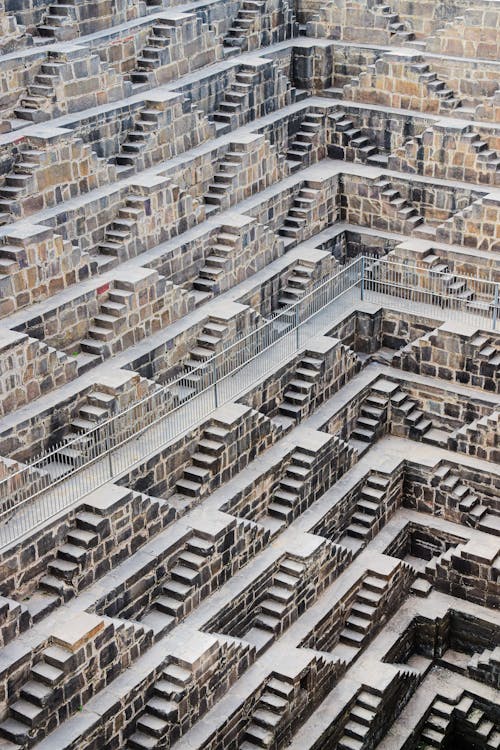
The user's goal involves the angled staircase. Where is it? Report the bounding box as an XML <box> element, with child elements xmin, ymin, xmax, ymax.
<box><xmin>223</xmin><ymin>0</ymin><xmax>265</xmax><ymax>53</ymax></box>
<box><xmin>0</xmin><ymin>148</ymin><xmax>48</xmax><ymax>220</ymax></box>
<box><xmin>286</xmin><ymin>111</ymin><xmax>324</xmax><ymax>171</ymax></box>
<box><xmin>337</xmin><ymin>689</ymin><xmax>382</xmax><ymax>750</ymax></box>
<box><xmin>13</xmin><ymin>56</ymin><xmax>63</xmax><ymax>123</ymax></box>
<box><xmin>0</xmin><ymin>642</ymin><xmax>76</xmax><ymax>745</ymax></box>
<box><xmin>36</xmin><ymin>0</ymin><xmax>78</xmax><ymax>40</ymax></box>
<box><xmin>129</xmin><ymin>20</ymin><xmax>174</xmax><ymax>86</ymax></box>
<box><xmin>114</xmin><ymin>106</ymin><xmax>162</xmax><ymax>174</ymax></box>
<box><xmin>204</xmin><ymin>148</ymin><xmax>244</xmax><ymax>212</ymax></box>
<box><xmin>241</xmin><ymin>675</ymin><xmax>294</xmax><ymax>749</ymax></box>
<box><xmin>174</xmin><ymin>425</ymin><xmax>228</xmax><ymax>499</ymax></box>
<box><xmin>278</xmin><ymin>183</ymin><xmax>321</xmax><ymax>246</ymax></box>
<box><xmin>210</xmin><ymin>67</ymin><xmax>257</xmax><ymax>132</ymax></box>
<box><xmin>350</xmin><ymin>388</ymin><xmax>389</xmax><ymax>454</ymax></box>
<box><xmin>126</xmin><ymin>662</ymin><xmax>193</xmax><ymax>749</ymax></box>
<box><xmin>341</xmin><ymin>473</ymin><xmax>391</xmax><ymax>547</ymax></box>
<box><xmin>191</xmin><ymin>228</ymin><xmax>240</xmax><ymax>301</ymax></box>
<box><xmin>265</xmin><ymin>448</ymin><xmax>316</xmax><ymax>525</ymax></box>
<box><xmin>279</xmin><ymin>354</ymin><xmax>323</xmax><ymax>421</ymax></box>
<box><xmin>141</xmin><ymin>534</ymin><xmax>215</xmax><ymax>633</ymax></box>
<box><xmin>374</xmin><ymin>178</ymin><xmax>425</xmax><ymax>232</ymax></box>
<box><xmin>244</xmin><ymin>557</ymin><xmax>305</xmax><ymax>643</ymax></box>
<box><xmin>329</xmin><ymin>110</ymin><xmax>388</xmax><ymax>167</ymax></box>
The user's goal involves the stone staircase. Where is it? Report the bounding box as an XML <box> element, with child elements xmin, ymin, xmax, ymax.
<box><xmin>341</xmin><ymin>473</ymin><xmax>391</xmax><ymax>546</ymax></box>
<box><xmin>338</xmin><ymin>571</ymin><xmax>390</xmax><ymax>651</ymax></box>
<box><xmin>0</xmin><ymin>642</ymin><xmax>76</xmax><ymax>745</ymax></box>
<box><xmin>191</xmin><ymin>228</ymin><xmax>240</xmax><ymax>300</ymax></box>
<box><xmin>421</xmin><ymin>251</ymin><xmax>475</xmax><ymax>301</ymax></box>
<box><xmin>141</xmin><ymin>534</ymin><xmax>215</xmax><ymax>633</ymax></box>
<box><xmin>279</xmin><ymin>354</ymin><xmax>324</xmax><ymax>421</ymax></box>
<box><xmin>245</xmin><ymin>557</ymin><xmax>305</xmax><ymax>641</ymax></box>
<box><xmin>210</xmin><ymin>67</ymin><xmax>258</xmax><ymax>132</ymax></box>
<box><xmin>204</xmin><ymin>148</ymin><xmax>245</xmax><ymax>212</ymax></box>
<box><xmin>370</xmin><ymin>0</ymin><xmax>415</xmax><ymax>42</ymax></box>
<box><xmin>59</xmin><ymin>378</ymin><xmax>159</xmax><ymax>460</ymax></box>
<box><xmin>36</xmin><ymin>0</ymin><xmax>78</xmax><ymax>41</ymax></box>
<box><xmin>278</xmin><ymin>259</ymin><xmax>317</xmax><ymax>311</ymax></box>
<box><xmin>13</xmin><ymin>55</ymin><xmax>65</xmax><ymax>123</ymax></box>
<box><xmin>223</xmin><ymin>0</ymin><xmax>265</xmax><ymax>53</ymax></box>
<box><xmin>78</xmin><ymin>281</ymin><xmax>138</xmax><ymax>367</ymax></box>
<box><xmin>391</xmin><ymin>125</ymin><xmax>500</xmax><ymax>184</ymax></box>
<box><xmin>424</xmin><ymin>542</ymin><xmax>467</xmax><ymax>581</ymax></box>
<box><xmin>171</xmin><ymin>317</ymin><xmax>230</xmax><ymax>399</ymax></box>
<box><xmin>407</xmin><ymin>61</ymin><xmax>463</xmax><ymax>111</ymax></box>
<box><xmin>129</xmin><ymin>20</ymin><xmax>174</xmax><ymax>86</ymax></box>
<box><xmin>241</xmin><ymin>675</ymin><xmax>294</xmax><ymax>749</ymax></box>
<box><xmin>459</xmin><ymin>702</ymin><xmax>500</xmax><ymax>748</ymax></box>
<box><xmin>265</xmin><ymin>448</ymin><xmax>316</xmax><ymax>525</ymax></box>
<box><xmin>467</xmin><ymin>646</ymin><xmax>500</xmax><ymax>689</ymax></box>
<box><xmin>286</xmin><ymin>111</ymin><xmax>324</xmax><ymax>171</ymax></box>
<box><xmin>96</xmin><ymin>194</ymin><xmax>146</xmax><ymax>266</ymax></box>
<box><xmin>0</xmin><ymin>148</ymin><xmax>47</xmax><ymax>218</ymax></box>
<box><xmin>373</xmin><ymin>178</ymin><xmax>425</xmax><ymax>232</ymax></box>
<box><xmin>337</xmin><ymin>689</ymin><xmax>383</xmax><ymax>750</ymax></box>
<box><xmin>114</xmin><ymin>106</ymin><xmax>162</xmax><ymax>174</ymax></box>
<box><xmin>174</xmin><ymin>425</ymin><xmax>229</xmax><ymax>499</ymax></box>
<box><xmin>454</xmin><ymin>410</ymin><xmax>500</xmax><ymax>461</ymax></box>
<box><xmin>278</xmin><ymin>183</ymin><xmax>321</xmax><ymax>245</ymax></box>
<box><xmin>39</xmin><ymin>507</ymin><xmax>110</xmax><ymax>598</ymax></box>
<box><xmin>126</xmin><ymin>661</ymin><xmax>193</xmax><ymax>749</ymax></box>
<box><xmin>350</xmin><ymin>388</ymin><xmax>390</xmax><ymax>453</ymax></box>
<box><xmin>432</xmin><ymin>463</ymin><xmax>500</xmax><ymax>535</ymax></box>
<box><xmin>328</xmin><ymin>109</ymin><xmax>388</xmax><ymax>167</ymax></box>
<box><xmin>468</xmin><ymin>333</ymin><xmax>500</xmax><ymax>370</ymax></box>
<box><xmin>419</xmin><ymin>694</ymin><xmax>500</xmax><ymax>749</ymax></box>
<box><xmin>418</xmin><ymin>697</ymin><xmax>456</xmax><ymax>748</ymax></box>
<box><xmin>390</xmin><ymin>386</ymin><xmax>450</xmax><ymax>447</ymax></box>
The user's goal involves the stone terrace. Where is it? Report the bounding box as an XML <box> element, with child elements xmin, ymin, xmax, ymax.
<box><xmin>0</xmin><ymin>1</ymin><xmax>498</xmax><ymax>749</ymax></box>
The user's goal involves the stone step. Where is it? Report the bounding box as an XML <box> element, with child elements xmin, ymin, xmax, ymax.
<box><xmin>10</xmin><ymin>699</ymin><xmax>43</xmax><ymax>728</ymax></box>
<box><xmin>75</xmin><ymin>511</ymin><xmax>108</xmax><ymax>534</ymax></box>
<box><xmin>0</xmin><ymin>718</ymin><xmax>30</xmax><ymax>744</ymax></box>
<box><xmin>20</xmin><ymin>680</ymin><xmax>53</xmax><ymax>708</ymax></box>
<box><xmin>30</xmin><ymin>662</ymin><xmax>64</xmax><ymax>687</ymax></box>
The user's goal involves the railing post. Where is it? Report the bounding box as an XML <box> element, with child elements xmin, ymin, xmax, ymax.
<box><xmin>493</xmin><ymin>283</ymin><xmax>499</xmax><ymax>330</ymax></box>
<box><xmin>360</xmin><ymin>256</ymin><xmax>365</xmax><ymax>301</ymax></box>
<box><xmin>212</xmin><ymin>358</ymin><xmax>218</xmax><ymax>408</ymax></box>
<box><xmin>106</xmin><ymin>423</ymin><xmax>114</xmax><ymax>479</ymax></box>
<box><xmin>295</xmin><ymin>302</ymin><xmax>300</xmax><ymax>350</ymax></box>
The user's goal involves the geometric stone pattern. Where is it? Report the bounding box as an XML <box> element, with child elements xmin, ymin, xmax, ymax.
<box><xmin>0</xmin><ymin>0</ymin><xmax>498</xmax><ymax>748</ymax></box>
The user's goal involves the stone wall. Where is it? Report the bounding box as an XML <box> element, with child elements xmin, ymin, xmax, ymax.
<box><xmin>0</xmin><ymin>370</ymin><xmax>160</xmax><ymax>460</ymax></box>
<box><xmin>393</xmin><ymin>324</ymin><xmax>500</xmax><ymax>394</ymax></box>
<box><xmin>0</xmin><ymin>484</ymin><xmax>174</xmax><ymax>600</ymax></box>
<box><xmin>0</xmin><ymin>328</ymin><xmax>77</xmax><ymax>417</ymax></box>
<box><xmin>119</xmin><ymin>403</ymin><xmax>279</xmax><ymax>500</ymax></box>
<box><xmin>0</xmin><ymin>129</ymin><xmax>116</xmax><ymax>222</ymax></box>
<box><xmin>0</xmin><ymin>612</ymin><xmax>152</xmax><ymax>742</ymax></box>
<box><xmin>0</xmin><ymin>46</ymin><xmax>131</xmax><ymax>131</ymax></box>
<box><xmin>435</xmin><ymin>195</ymin><xmax>500</xmax><ymax>253</ymax></box>
<box><xmin>0</xmin><ymin>223</ymin><xmax>91</xmax><ymax>317</ymax></box>
<box><xmin>388</xmin><ymin>121</ymin><xmax>500</xmax><ymax>186</ymax></box>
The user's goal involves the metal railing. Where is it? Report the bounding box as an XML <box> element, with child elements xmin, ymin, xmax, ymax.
<box><xmin>363</xmin><ymin>256</ymin><xmax>499</xmax><ymax>329</ymax></box>
<box><xmin>0</xmin><ymin>254</ymin><xmax>498</xmax><ymax>548</ymax></box>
